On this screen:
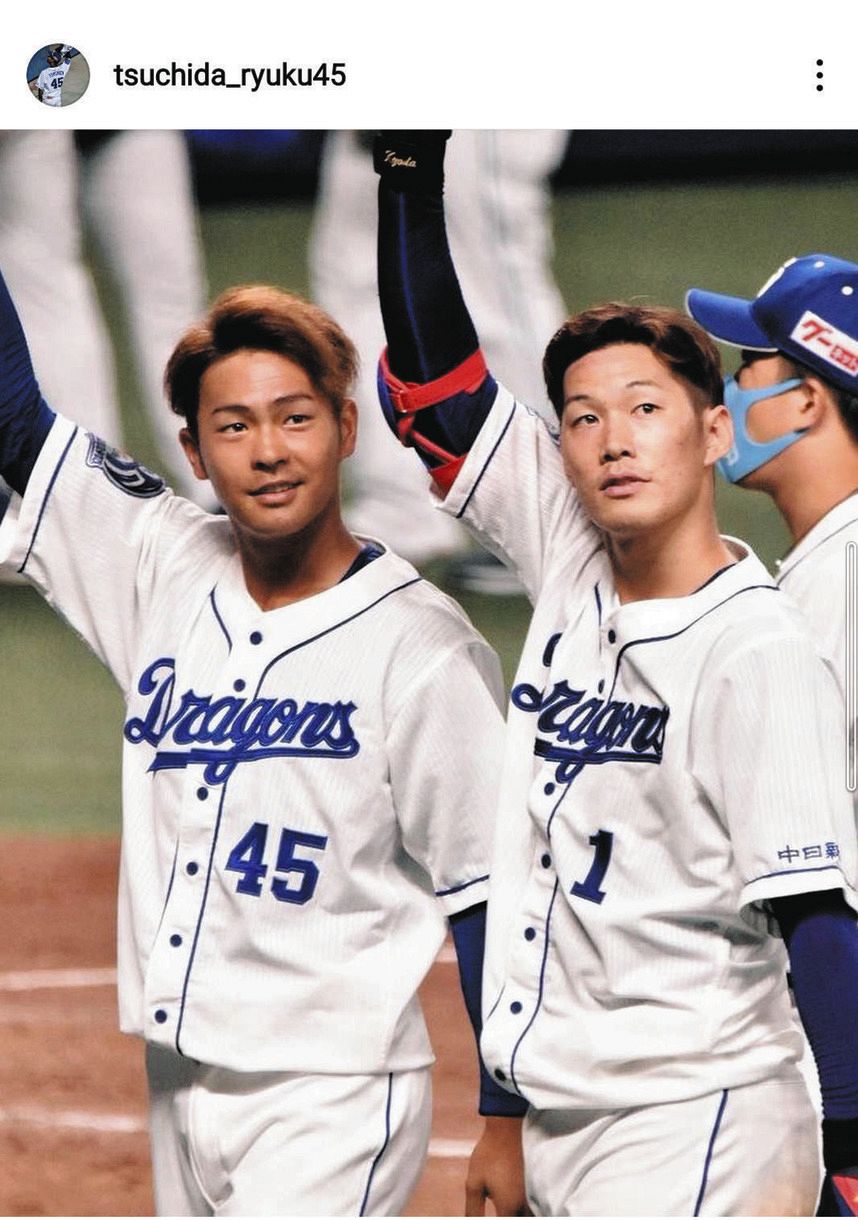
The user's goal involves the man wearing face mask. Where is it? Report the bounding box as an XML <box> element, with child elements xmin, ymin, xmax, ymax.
<box><xmin>688</xmin><ymin>256</ymin><xmax>858</xmax><ymax>1215</ymax></box>
<box><xmin>687</xmin><ymin>255</ymin><xmax>858</xmax><ymax>717</ymax></box>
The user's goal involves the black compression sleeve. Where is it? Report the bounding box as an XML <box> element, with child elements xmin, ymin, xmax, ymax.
<box><xmin>376</xmin><ymin>143</ymin><xmax>479</xmax><ymax>382</ymax></box>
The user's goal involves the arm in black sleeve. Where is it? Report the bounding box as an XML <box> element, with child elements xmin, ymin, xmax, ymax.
<box><xmin>375</xmin><ymin>132</ymin><xmax>497</xmax><ymax>491</ymax></box>
<box><xmin>771</xmin><ymin>890</ymin><xmax>858</xmax><ymax>1212</ymax></box>
<box><xmin>448</xmin><ymin>901</ymin><xmax>528</xmax><ymax>1118</ymax></box>
<box><xmin>0</xmin><ymin>267</ymin><xmax>55</xmax><ymax>495</ymax></box>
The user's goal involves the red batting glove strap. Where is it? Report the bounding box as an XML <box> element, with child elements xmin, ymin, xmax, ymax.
<box><xmin>379</xmin><ymin>348</ymin><xmax>487</xmax><ymax>491</ymax></box>
<box><xmin>379</xmin><ymin>348</ymin><xmax>488</xmax><ymax>417</ymax></box>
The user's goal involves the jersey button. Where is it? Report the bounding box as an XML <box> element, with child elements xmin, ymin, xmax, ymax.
<box><xmin>607</xmin><ymin>629</ymin><xmax>617</xmax><ymax>644</ymax></box>
<box><xmin>598</xmin><ymin>679</ymin><xmax>605</xmax><ymax>693</ymax></box>
<box><xmin>494</xmin><ymin>1068</ymin><xmax>507</xmax><ymax>1082</ymax></box>
<box><xmin>186</xmin><ymin>861</ymin><xmax>199</xmax><ymax>876</ymax></box>
<box><xmin>154</xmin><ymin>1009</ymin><xmax>168</xmax><ymax>1024</ymax></box>
<box><xmin>196</xmin><ymin>787</ymin><xmax>208</xmax><ymax>801</ymax></box>
<box><xmin>233</xmin><ymin>679</ymin><xmax>246</xmax><ymax>692</ymax></box>
<box><xmin>541</xmin><ymin>854</ymin><xmax>551</xmax><ymax>868</ymax></box>
<box><xmin>169</xmin><ymin>934</ymin><xmax>183</xmax><ymax>947</ymax></box>
<box><xmin>543</xmin><ymin>782</ymin><xmax>555</xmax><ymax>796</ymax></box>
<box><xmin>510</xmin><ymin>1001</ymin><xmax>523</xmax><ymax>1014</ymax></box>
<box><xmin>250</xmin><ymin>631</ymin><xmax>263</xmax><ymax>645</ymax></box>
<box><xmin>524</xmin><ymin>927</ymin><xmax>536</xmax><ymax>941</ymax></box>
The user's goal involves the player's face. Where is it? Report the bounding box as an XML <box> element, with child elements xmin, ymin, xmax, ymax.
<box><xmin>559</xmin><ymin>343</ymin><xmax>731</xmax><ymax>541</ymax></box>
<box><xmin>181</xmin><ymin>349</ymin><xmax>356</xmax><ymax>547</ymax></box>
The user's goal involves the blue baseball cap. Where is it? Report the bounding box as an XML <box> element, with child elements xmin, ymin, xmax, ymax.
<box><xmin>686</xmin><ymin>254</ymin><xmax>858</xmax><ymax>397</ymax></box>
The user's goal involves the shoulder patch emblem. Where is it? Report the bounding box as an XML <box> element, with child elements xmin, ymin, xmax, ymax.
<box><xmin>85</xmin><ymin>434</ymin><xmax>166</xmax><ymax>498</ymax></box>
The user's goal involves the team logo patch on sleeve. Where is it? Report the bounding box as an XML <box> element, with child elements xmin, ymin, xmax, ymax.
<box><xmin>85</xmin><ymin>434</ymin><xmax>166</xmax><ymax>498</ymax></box>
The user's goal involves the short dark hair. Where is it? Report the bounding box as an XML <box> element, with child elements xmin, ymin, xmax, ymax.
<box><xmin>740</xmin><ymin>348</ymin><xmax>858</xmax><ymax>445</ymax></box>
<box><xmin>166</xmin><ymin>285</ymin><xmax>359</xmax><ymax>439</ymax></box>
<box><xmin>543</xmin><ymin>303</ymin><xmax>724</xmax><ymax>417</ymax></box>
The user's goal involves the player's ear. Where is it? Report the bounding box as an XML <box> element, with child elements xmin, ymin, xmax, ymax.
<box><xmin>702</xmin><ymin>403</ymin><xmax>734</xmax><ymax>468</ymax></box>
<box><xmin>338</xmin><ymin>399</ymin><xmax>358</xmax><ymax>459</ymax></box>
<box><xmin>179</xmin><ymin>427</ymin><xmax>209</xmax><ymax>481</ymax></box>
<box><xmin>797</xmin><ymin>378</ymin><xmax>829</xmax><ymax>431</ymax></box>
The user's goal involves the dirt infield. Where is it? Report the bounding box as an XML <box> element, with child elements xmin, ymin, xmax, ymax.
<box><xmin>0</xmin><ymin>837</ymin><xmax>485</xmax><ymax>1216</ymax></box>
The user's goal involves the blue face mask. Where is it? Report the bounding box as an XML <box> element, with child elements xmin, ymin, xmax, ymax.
<box><xmin>718</xmin><ymin>375</ymin><xmax>806</xmax><ymax>483</ymax></box>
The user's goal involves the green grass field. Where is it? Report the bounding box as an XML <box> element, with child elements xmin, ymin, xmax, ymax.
<box><xmin>3</xmin><ymin>168</ymin><xmax>856</xmax><ymax>832</ymax></box>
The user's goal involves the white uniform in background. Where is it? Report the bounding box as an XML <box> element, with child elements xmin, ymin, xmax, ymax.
<box><xmin>440</xmin><ymin>388</ymin><xmax>857</xmax><ymax>1216</ymax></box>
<box><xmin>310</xmin><ymin>130</ymin><xmax>568</xmax><ymax>563</ymax></box>
<box><xmin>0</xmin><ymin>130</ymin><xmax>207</xmax><ymax>500</ymax></box>
<box><xmin>0</xmin><ymin>415</ymin><xmax>505</xmax><ymax>1216</ymax></box>
<box><xmin>775</xmin><ymin>491</ymin><xmax>858</xmax><ymax>712</ymax></box>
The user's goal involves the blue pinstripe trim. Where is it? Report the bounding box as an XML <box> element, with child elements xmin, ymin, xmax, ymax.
<box><xmin>485</xmin><ymin>984</ymin><xmax>506</xmax><ymax>1022</ymax></box>
<box><xmin>607</xmin><ymin>584</ymin><xmax>779</xmax><ymax>701</ymax></box>
<box><xmin>435</xmin><ymin>873</ymin><xmax>489</xmax><ymax>898</ymax></box>
<box><xmin>18</xmin><ymin>425</ymin><xmax>77</xmax><ymax>574</ymax></box>
<box><xmin>359</xmin><ymin>1073</ymin><xmax>393</xmax><ymax>1216</ymax></box>
<box><xmin>175</xmin><ymin>781</ymin><xmax>229</xmax><ymax>1054</ymax></box>
<box><xmin>152</xmin><ymin>840</ymin><xmax>180</xmax><ymax>943</ymax></box>
<box><xmin>694</xmin><ymin>1089</ymin><xmax>729</xmax><ymax>1215</ymax></box>
<box><xmin>545</xmin><ymin>770</ymin><xmax>578</xmax><ymax>839</ymax></box>
<box><xmin>253</xmin><ymin>578</ymin><xmax>422</xmax><ymax>696</ymax></box>
<box><xmin>509</xmin><ymin>879</ymin><xmax>560</xmax><ymax>1093</ymax></box>
<box><xmin>454</xmin><ymin>400</ymin><xmax>517</xmax><ymax>520</ymax></box>
<box><xmin>208</xmin><ymin>588</ymin><xmax>231</xmax><ymax>653</ymax></box>
<box><xmin>750</xmin><ymin>863</ymin><xmax>845</xmax><ymax>885</ymax></box>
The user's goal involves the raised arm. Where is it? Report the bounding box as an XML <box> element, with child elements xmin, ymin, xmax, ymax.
<box><xmin>374</xmin><ymin>132</ymin><xmax>498</xmax><ymax>493</ymax></box>
<box><xmin>0</xmin><ymin>266</ymin><xmax>55</xmax><ymax>495</ymax></box>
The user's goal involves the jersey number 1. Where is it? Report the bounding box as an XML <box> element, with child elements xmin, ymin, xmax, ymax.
<box><xmin>570</xmin><ymin>829</ymin><xmax>613</xmax><ymax>905</ymax></box>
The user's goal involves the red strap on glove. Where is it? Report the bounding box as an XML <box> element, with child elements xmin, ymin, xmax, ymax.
<box><xmin>379</xmin><ymin>347</ymin><xmax>487</xmax><ymax>492</ymax></box>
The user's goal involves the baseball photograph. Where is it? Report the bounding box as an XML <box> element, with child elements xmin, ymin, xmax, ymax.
<box><xmin>1</xmin><ymin>123</ymin><xmax>857</xmax><ymax>1216</ymax></box>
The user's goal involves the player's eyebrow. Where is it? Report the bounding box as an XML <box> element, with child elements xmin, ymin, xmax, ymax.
<box><xmin>208</xmin><ymin>392</ymin><xmax>316</xmax><ymax>416</ymax></box>
<box><xmin>563</xmin><ymin>379</ymin><xmax>662</xmax><ymax>408</ymax></box>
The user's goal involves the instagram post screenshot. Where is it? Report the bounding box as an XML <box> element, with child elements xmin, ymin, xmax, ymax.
<box><xmin>1</xmin><ymin>4</ymin><xmax>857</xmax><ymax>1216</ymax></box>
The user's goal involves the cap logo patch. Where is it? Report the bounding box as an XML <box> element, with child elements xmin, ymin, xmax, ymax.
<box><xmin>791</xmin><ymin>310</ymin><xmax>858</xmax><ymax>377</ymax></box>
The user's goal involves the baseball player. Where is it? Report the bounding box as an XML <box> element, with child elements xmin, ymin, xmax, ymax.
<box><xmin>686</xmin><ymin>254</ymin><xmax>858</xmax><ymax>734</ymax></box>
<box><xmin>374</xmin><ymin>132</ymin><xmax>858</xmax><ymax>1216</ymax></box>
<box><xmin>32</xmin><ymin>47</ymin><xmax>72</xmax><ymax>107</ymax></box>
<box><xmin>0</xmin><ymin>272</ymin><xmax>528</xmax><ymax>1214</ymax></box>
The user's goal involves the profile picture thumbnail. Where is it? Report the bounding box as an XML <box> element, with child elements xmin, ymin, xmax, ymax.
<box><xmin>27</xmin><ymin>44</ymin><xmax>90</xmax><ymax>107</ymax></box>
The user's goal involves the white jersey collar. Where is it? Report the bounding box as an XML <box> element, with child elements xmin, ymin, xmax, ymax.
<box><xmin>211</xmin><ymin>538</ymin><xmax>421</xmax><ymax>650</ymax></box>
<box><xmin>594</xmin><ymin>537</ymin><xmax>775</xmax><ymax>642</ymax></box>
<box><xmin>775</xmin><ymin>491</ymin><xmax>858</xmax><ymax>580</ymax></box>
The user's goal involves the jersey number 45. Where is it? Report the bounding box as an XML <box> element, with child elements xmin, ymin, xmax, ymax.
<box><xmin>226</xmin><ymin>821</ymin><xmax>328</xmax><ymax>905</ymax></box>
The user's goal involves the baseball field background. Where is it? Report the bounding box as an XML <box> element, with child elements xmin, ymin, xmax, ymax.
<box><xmin>1</xmin><ymin>145</ymin><xmax>857</xmax><ymax>1214</ymax></box>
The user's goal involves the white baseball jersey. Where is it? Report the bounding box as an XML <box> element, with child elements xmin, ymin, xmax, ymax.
<box><xmin>0</xmin><ymin>414</ymin><xmax>505</xmax><ymax>1074</ymax></box>
<box><xmin>36</xmin><ymin>62</ymin><xmax>69</xmax><ymax>106</ymax></box>
<box><xmin>440</xmin><ymin>386</ymin><xmax>858</xmax><ymax>1113</ymax></box>
<box><xmin>775</xmin><ymin>492</ymin><xmax>858</xmax><ymax>710</ymax></box>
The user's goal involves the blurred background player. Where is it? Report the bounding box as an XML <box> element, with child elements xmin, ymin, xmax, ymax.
<box><xmin>310</xmin><ymin>130</ymin><xmax>567</xmax><ymax>585</ymax></box>
<box><xmin>687</xmin><ymin>254</ymin><xmax>858</xmax><ymax>726</ymax></box>
<box><xmin>0</xmin><ymin>130</ymin><xmax>208</xmax><ymax>516</ymax></box>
